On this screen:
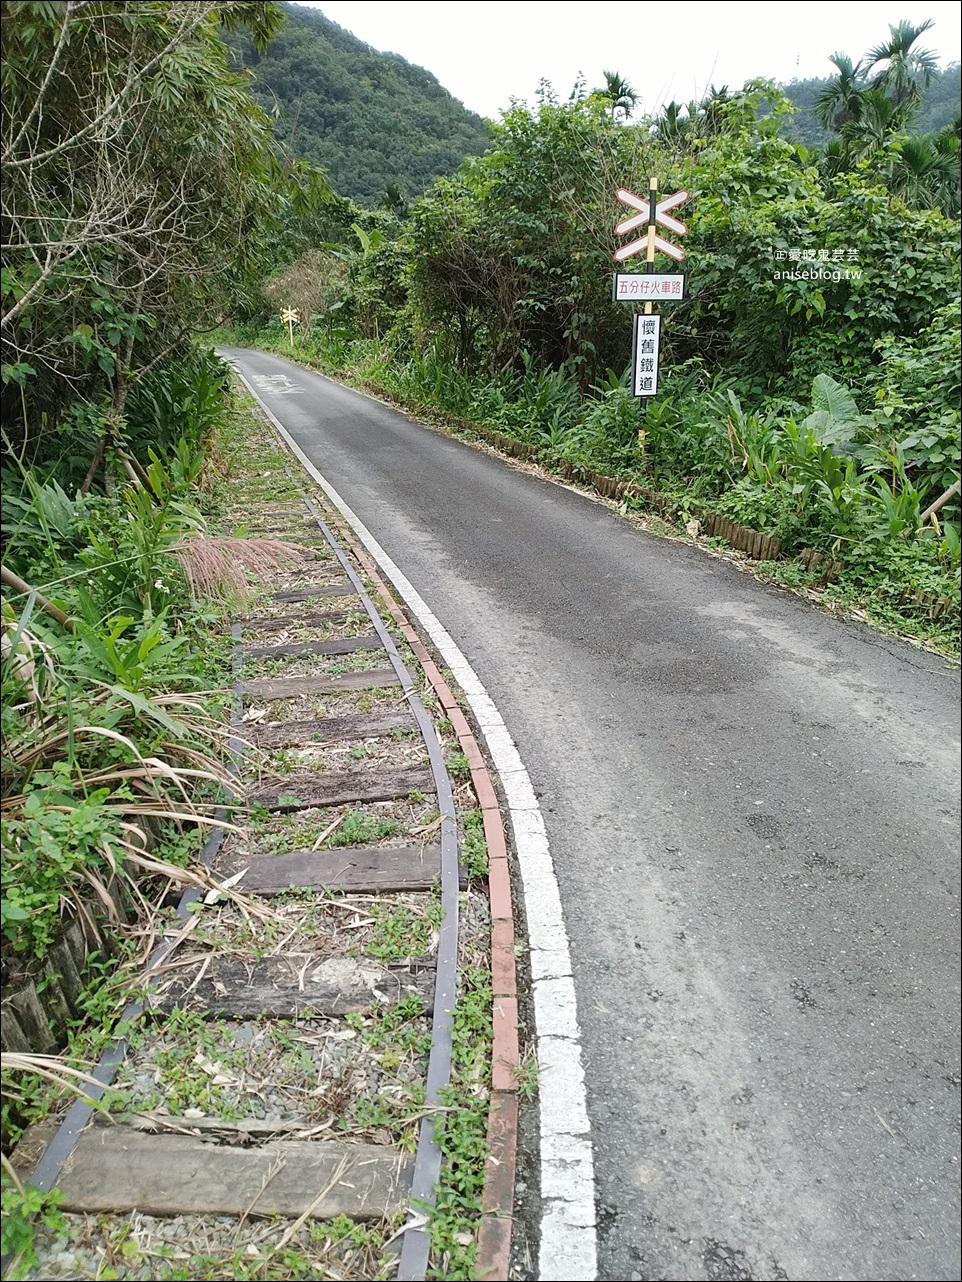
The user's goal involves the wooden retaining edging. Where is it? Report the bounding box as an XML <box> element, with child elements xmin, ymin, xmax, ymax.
<box><xmin>3</xmin><ymin>828</ymin><xmax>162</xmax><ymax>1055</ymax></box>
<box><xmin>2</xmin><ymin>917</ymin><xmax>116</xmax><ymax>1054</ymax></box>
<box><xmin>798</xmin><ymin>546</ymin><xmax>845</xmax><ymax>581</ymax></box>
<box><xmin>896</xmin><ymin>587</ymin><xmax>957</xmax><ymax>621</ymax></box>
<box><xmin>700</xmin><ymin>512</ymin><xmax>782</xmax><ymax>562</ymax></box>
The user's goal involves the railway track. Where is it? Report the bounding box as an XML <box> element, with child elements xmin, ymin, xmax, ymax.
<box><xmin>10</xmin><ymin>447</ymin><xmax>498</xmax><ymax>1279</ymax></box>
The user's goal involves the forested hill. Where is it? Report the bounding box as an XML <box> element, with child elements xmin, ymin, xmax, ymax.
<box><xmin>226</xmin><ymin>2</ymin><xmax>493</xmax><ymax>203</ymax></box>
<box><xmin>781</xmin><ymin>61</ymin><xmax>961</xmax><ymax>147</ymax></box>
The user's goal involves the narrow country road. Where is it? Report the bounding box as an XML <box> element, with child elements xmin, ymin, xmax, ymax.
<box><xmin>224</xmin><ymin>348</ymin><xmax>961</xmax><ymax>1282</ymax></box>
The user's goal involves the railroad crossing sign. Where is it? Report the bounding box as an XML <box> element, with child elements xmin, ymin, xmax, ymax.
<box><xmin>280</xmin><ymin>306</ymin><xmax>300</xmax><ymax>347</ymax></box>
<box><xmin>614</xmin><ymin>186</ymin><xmax>689</xmax><ymax>262</ymax></box>
<box><xmin>612</xmin><ymin>178</ymin><xmax>691</xmax><ymax>405</ymax></box>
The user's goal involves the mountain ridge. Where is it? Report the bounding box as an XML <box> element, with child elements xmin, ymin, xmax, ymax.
<box><xmin>226</xmin><ymin>2</ymin><xmax>493</xmax><ymax>204</ymax></box>
<box><xmin>231</xmin><ymin>7</ymin><xmax>959</xmax><ymax>203</ymax></box>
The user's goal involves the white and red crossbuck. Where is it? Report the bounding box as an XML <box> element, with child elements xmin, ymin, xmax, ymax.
<box><xmin>614</xmin><ymin>187</ymin><xmax>689</xmax><ymax>262</ymax></box>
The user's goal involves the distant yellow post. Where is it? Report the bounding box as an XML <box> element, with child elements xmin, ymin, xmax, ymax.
<box><xmin>280</xmin><ymin>306</ymin><xmax>299</xmax><ymax>347</ymax></box>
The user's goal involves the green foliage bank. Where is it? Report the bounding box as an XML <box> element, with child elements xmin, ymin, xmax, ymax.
<box><xmin>1</xmin><ymin>2</ymin><xmax>324</xmax><ymax>964</ymax></box>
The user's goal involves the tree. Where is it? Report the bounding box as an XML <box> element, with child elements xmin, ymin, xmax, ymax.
<box><xmin>1</xmin><ymin>0</ymin><xmax>307</xmax><ymax>447</ymax></box>
<box><xmin>655</xmin><ymin>100</ymin><xmax>690</xmax><ymax>146</ymax></box>
<box><xmin>865</xmin><ymin>19</ymin><xmax>939</xmax><ymax>108</ymax></box>
<box><xmin>382</xmin><ymin>182</ymin><xmax>409</xmax><ymax>218</ymax></box>
<box><xmin>814</xmin><ymin>53</ymin><xmax>866</xmax><ymax>131</ymax></box>
<box><xmin>890</xmin><ymin>128</ymin><xmax>961</xmax><ymax>216</ymax></box>
<box><xmin>404</xmin><ymin>95</ymin><xmax>661</xmax><ymax>385</ymax></box>
<box><xmin>837</xmin><ymin>87</ymin><xmax>904</xmax><ymax>160</ymax></box>
<box><xmin>810</xmin><ymin>22</ymin><xmax>958</xmax><ymax>210</ymax></box>
<box><xmin>597</xmin><ymin>70</ymin><xmax>639</xmax><ymax>122</ymax></box>
<box><xmin>405</xmin><ymin>178</ymin><xmax>521</xmax><ymax>371</ymax></box>
<box><xmin>697</xmin><ymin>85</ymin><xmax>733</xmax><ymax>135</ymax></box>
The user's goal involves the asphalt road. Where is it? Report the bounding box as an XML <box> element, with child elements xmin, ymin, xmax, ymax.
<box><xmin>225</xmin><ymin>348</ymin><xmax>961</xmax><ymax>1282</ymax></box>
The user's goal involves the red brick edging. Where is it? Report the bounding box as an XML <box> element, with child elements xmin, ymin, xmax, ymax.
<box><xmin>332</xmin><ymin>525</ymin><xmax>518</xmax><ymax>1282</ymax></box>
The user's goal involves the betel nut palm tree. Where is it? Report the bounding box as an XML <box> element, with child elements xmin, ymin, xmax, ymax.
<box><xmin>598</xmin><ymin>70</ymin><xmax>639</xmax><ymax>121</ymax></box>
<box><xmin>814</xmin><ymin>53</ymin><xmax>867</xmax><ymax>132</ymax></box>
<box><xmin>864</xmin><ymin>18</ymin><xmax>940</xmax><ymax>109</ymax></box>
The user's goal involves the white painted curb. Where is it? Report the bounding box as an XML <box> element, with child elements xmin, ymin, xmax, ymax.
<box><xmin>229</xmin><ymin>359</ymin><xmax>598</xmax><ymax>1281</ymax></box>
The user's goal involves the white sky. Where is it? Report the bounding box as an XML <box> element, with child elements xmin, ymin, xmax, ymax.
<box><xmin>291</xmin><ymin>1</ymin><xmax>962</xmax><ymax>118</ymax></box>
